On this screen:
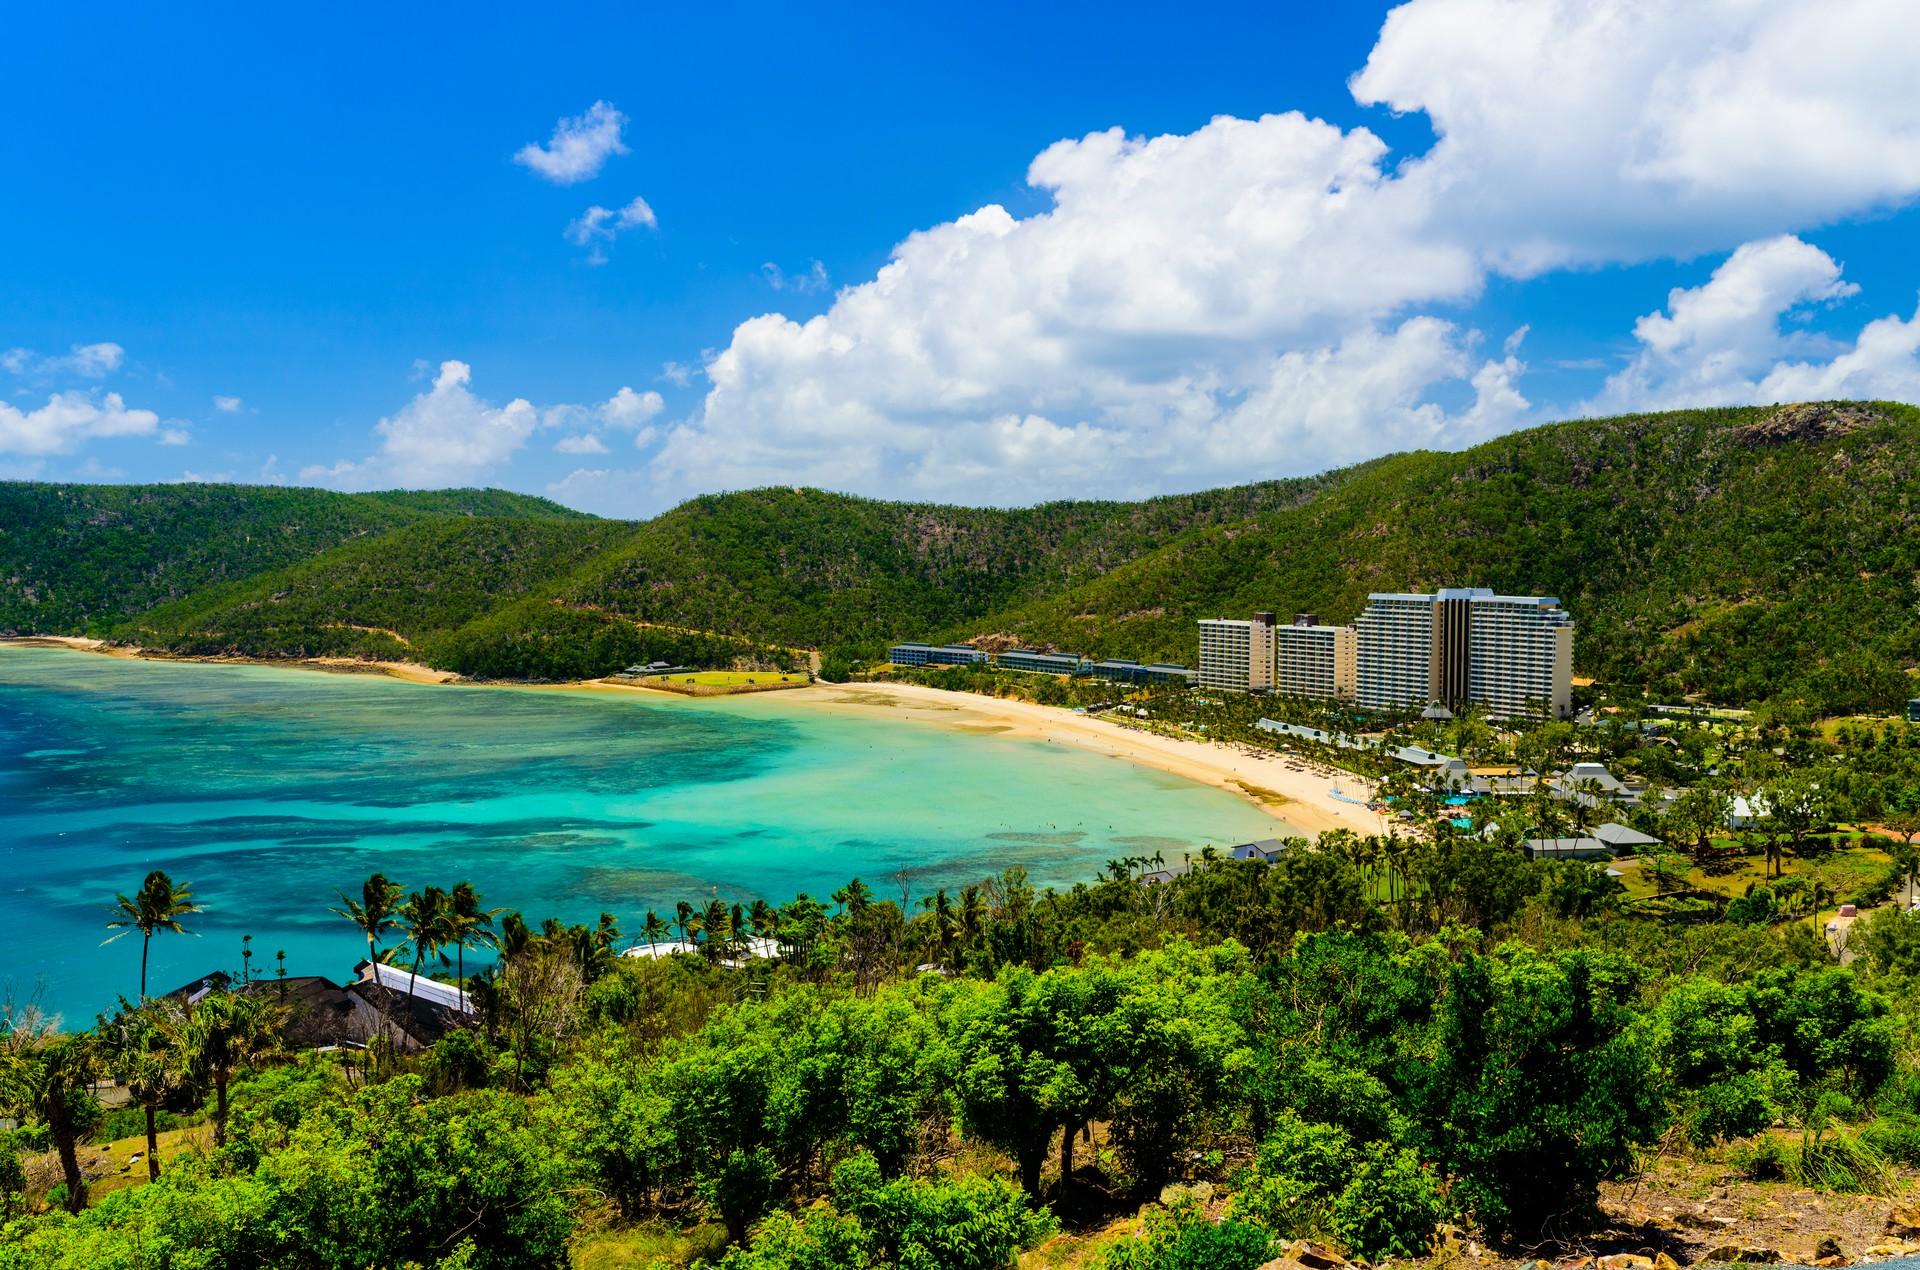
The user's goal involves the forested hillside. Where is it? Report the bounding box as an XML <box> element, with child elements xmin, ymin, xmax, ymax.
<box><xmin>963</xmin><ymin>402</ymin><xmax>1920</xmax><ymax>714</ymax></box>
<box><xmin>553</xmin><ymin>477</ymin><xmax>1349</xmax><ymax>648</ymax></box>
<box><xmin>9</xmin><ymin>401</ymin><xmax>1920</xmax><ymax>712</ymax></box>
<box><xmin>0</xmin><ymin>483</ymin><xmax>587</xmax><ymax>634</ymax></box>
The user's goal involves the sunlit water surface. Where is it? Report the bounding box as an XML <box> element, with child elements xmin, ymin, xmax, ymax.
<box><xmin>0</xmin><ymin>645</ymin><xmax>1285</xmax><ymax>1021</ymax></box>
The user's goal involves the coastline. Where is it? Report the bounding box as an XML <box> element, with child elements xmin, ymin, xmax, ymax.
<box><xmin>1</xmin><ymin>638</ymin><xmax>1376</xmax><ymax>835</ymax></box>
<box><xmin>783</xmin><ymin>680</ymin><xmax>1383</xmax><ymax>839</ymax></box>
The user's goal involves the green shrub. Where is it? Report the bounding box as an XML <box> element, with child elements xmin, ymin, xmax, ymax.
<box><xmin>1688</xmin><ymin>1075</ymin><xmax>1779</xmax><ymax>1145</ymax></box>
<box><xmin>1860</xmin><ymin>1113</ymin><xmax>1920</xmax><ymax>1166</ymax></box>
<box><xmin>1328</xmin><ymin>1142</ymin><xmax>1445</xmax><ymax>1260</ymax></box>
<box><xmin>1098</xmin><ymin>1204</ymin><xmax>1276</xmax><ymax>1270</ymax></box>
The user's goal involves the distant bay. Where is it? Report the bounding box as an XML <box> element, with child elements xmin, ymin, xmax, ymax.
<box><xmin>0</xmin><ymin>645</ymin><xmax>1283</xmax><ymax>1023</ymax></box>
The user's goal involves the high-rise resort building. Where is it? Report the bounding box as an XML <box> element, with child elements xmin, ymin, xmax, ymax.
<box><xmin>1275</xmin><ymin>613</ymin><xmax>1358</xmax><ymax>700</ymax></box>
<box><xmin>1354</xmin><ymin>588</ymin><xmax>1573</xmax><ymax>718</ymax></box>
<box><xmin>1198</xmin><ymin>611</ymin><xmax>1276</xmax><ymax>693</ymax></box>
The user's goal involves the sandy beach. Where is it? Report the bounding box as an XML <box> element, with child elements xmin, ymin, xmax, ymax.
<box><xmin>788</xmin><ymin>680</ymin><xmax>1384</xmax><ymax>839</ymax></box>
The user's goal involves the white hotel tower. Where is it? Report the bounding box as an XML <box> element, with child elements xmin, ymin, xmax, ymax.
<box><xmin>1198</xmin><ymin>589</ymin><xmax>1574</xmax><ymax>718</ymax></box>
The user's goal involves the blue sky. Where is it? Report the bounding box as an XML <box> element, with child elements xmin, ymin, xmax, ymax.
<box><xmin>4</xmin><ymin>1</ymin><xmax>1919</xmax><ymax>515</ymax></box>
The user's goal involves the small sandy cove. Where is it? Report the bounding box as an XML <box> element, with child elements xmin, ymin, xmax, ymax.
<box><xmin>792</xmin><ymin>681</ymin><xmax>1384</xmax><ymax>838</ymax></box>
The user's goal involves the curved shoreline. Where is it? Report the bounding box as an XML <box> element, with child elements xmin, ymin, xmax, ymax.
<box><xmin>1</xmin><ymin>638</ymin><xmax>1376</xmax><ymax>836</ymax></box>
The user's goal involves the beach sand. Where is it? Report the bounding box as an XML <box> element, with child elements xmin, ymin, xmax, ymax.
<box><xmin>786</xmin><ymin>680</ymin><xmax>1384</xmax><ymax>839</ymax></box>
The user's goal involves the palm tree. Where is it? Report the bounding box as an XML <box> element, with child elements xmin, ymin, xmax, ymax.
<box><xmin>398</xmin><ymin>886</ymin><xmax>452</xmax><ymax>1017</ymax></box>
<box><xmin>730</xmin><ymin>903</ymin><xmax>748</xmax><ymax>956</ymax></box>
<box><xmin>0</xmin><ymin>1030</ymin><xmax>98</xmax><ymax>1212</ymax></box>
<box><xmin>99</xmin><ymin>1001</ymin><xmax>176</xmax><ymax>1182</ymax></box>
<box><xmin>747</xmin><ymin>899</ymin><xmax>776</xmax><ymax>939</ymax></box>
<box><xmin>332</xmin><ymin>872</ymin><xmax>405</xmax><ymax>974</ymax></box>
<box><xmin>169</xmin><ymin>990</ymin><xmax>279</xmax><ymax>1147</ymax></box>
<box><xmin>833</xmin><ymin>878</ymin><xmax>873</xmax><ymax>917</ymax></box>
<box><xmin>104</xmin><ymin>870</ymin><xmax>202</xmax><ymax>999</ymax></box>
<box><xmin>697</xmin><ymin>899</ymin><xmax>730</xmax><ymax>963</ymax></box>
<box><xmin>674</xmin><ymin>900</ymin><xmax>696</xmax><ymax>945</ymax></box>
<box><xmin>445</xmin><ymin>882</ymin><xmax>501</xmax><ymax>1004</ymax></box>
<box><xmin>642</xmin><ymin>909</ymin><xmax>669</xmax><ymax>950</ymax></box>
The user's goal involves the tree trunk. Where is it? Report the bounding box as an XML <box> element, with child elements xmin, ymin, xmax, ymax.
<box><xmin>140</xmin><ymin>932</ymin><xmax>150</xmax><ymax>1000</ymax></box>
<box><xmin>213</xmin><ymin>1074</ymin><xmax>230</xmax><ymax>1148</ymax></box>
<box><xmin>50</xmin><ymin>1101</ymin><xmax>86</xmax><ymax>1213</ymax></box>
<box><xmin>1018</xmin><ymin>1144</ymin><xmax>1044</xmax><ymax>1196</ymax></box>
<box><xmin>1059</xmin><ymin>1120</ymin><xmax>1074</xmax><ymax>1190</ymax></box>
<box><xmin>144</xmin><ymin>1103</ymin><xmax>160</xmax><ymax>1181</ymax></box>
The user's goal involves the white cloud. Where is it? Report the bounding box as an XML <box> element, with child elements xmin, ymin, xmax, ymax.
<box><xmin>2</xmin><ymin>342</ymin><xmax>126</xmax><ymax>379</ymax></box>
<box><xmin>213</xmin><ymin>395</ymin><xmax>243</xmax><ymax>413</ymax></box>
<box><xmin>0</xmin><ymin>390</ymin><xmax>161</xmax><ymax>456</ymax></box>
<box><xmin>1351</xmin><ymin>0</ymin><xmax>1920</xmax><ymax>272</ymax></box>
<box><xmin>159</xmin><ymin>427</ymin><xmax>191</xmax><ymax>446</ymax></box>
<box><xmin>1587</xmin><ymin>235</ymin><xmax>1920</xmax><ymax>412</ymax></box>
<box><xmin>600</xmin><ymin>385</ymin><xmax>663</xmax><ymax>428</ymax></box>
<box><xmin>1587</xmin><ymin>236</ymin><xmax>1863</xmax><ymax>412</ymax></box>
<box><xmin>1757</xmin><ymin>302</ymin><xmax>1920</xmax><ymax>403</ymax></box>
<box><xmin>544</xmin><ymin>467</ymin><xmax>647</xmax><ymax>517</ymax></box>
<box><xmin>658</xmin><ymin>360</ymin><xmax>697</xmax><ymax>387</ymax></box>
<box><xmin>638</xmin><ymin>0</ymin><xmax>1920</xmax><ymax>506</ymax></box>
<box><xmin>762</xmin><ymin>260</ymin><xmax>830</xmax><ymax>294</ymax></box>
<box><xmin>555</xmin><ymin>433</ymin><xmax>609</xmax><ymax>455</ymax></box>
<box><xmin>513</xmin><ymin>100</ymin><xmax>628</xmax><ymax>185</ymax></box>
<box><xmin>565</xmin><ymin>196</ymin><xmax>657</xmax><ymax>264</ymax></box>
<box><xmin>302</xmin><ymin>360</ymin><xmax>539</xmax><ymax>490</ymax></box>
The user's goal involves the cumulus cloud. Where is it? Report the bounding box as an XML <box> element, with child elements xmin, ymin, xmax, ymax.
<box><xmin>555</xmin><ymin>433</ymin><xmax>609</xmax><ymax>455</ymax></box>
<box><xmin>565</xmin><ymin>195</ymin><xmax>657</xmax><ymax>264</ymax></box>
<box><xmin>0</xmin><ymin>389</ymin><xmax>161</xmax><ymax>456</ymax></box>
<box><xmin>600</xmin><ymin>385</ymin><xmax>663</xmax><ymax>428</ymax></box>
<box><xmin>302</xmin><ymin>360</ymin><xmax>539</xmax><ymax>490</ymax></box>
<box><xmin>213</xmin><ymin>395</ymin><xmax>243</xmax><ymax>413</ymax></box>
<box><xmin>630</xmin><ymin>0</ymin><xmax>1920</xmax><ymax>507</ymax></box>
<box><xmin>1586</xmin><ymin>236</ymin><xmax>1864</xmax><ymax>412</ymax></box>
<box><xmin>1586</xmin><ymin>235</ymin><xmax>1920</xmax><ymax>413</ymax></box>
<box><xmin>1351</xmin><ymin>0</ymin><xmax>1920</xmax><ymax>272</ymax></box>
<box><xmin>513</xmin><ymin>100</ymin><xmax>628</xmax><ymax>184</ymax></box>
<box><xmin>2</xmin><ymin>342</ymin><xmax>126</xmax><ymax>379</ymax></box>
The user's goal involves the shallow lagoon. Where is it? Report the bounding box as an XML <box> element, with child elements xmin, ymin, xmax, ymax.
<box><xmin>0</xmin><ymin>646</ymin><xmax>1283</xmax><ymax>1021</ymax></box>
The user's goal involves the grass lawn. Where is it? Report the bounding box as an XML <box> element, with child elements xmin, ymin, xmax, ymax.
<box><xmin>25</xmin><ymin>1123</ymin><xmax>213</xmax><ymax>1205</ymax></box>
<box><xmin>1616</xmin><ymin>834</ymin><xmax>1895</xmax><ymax>908</ymax></box>
<box><xmin>649</xmin><ymin>671</ymin><xmax>808</xmax><ymax>687</ymax></box>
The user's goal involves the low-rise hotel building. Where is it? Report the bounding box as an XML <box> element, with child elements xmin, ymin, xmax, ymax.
<box><xmin>1089</xmin><ymin>659</ymin><xmax>1198</xmax><ymax>687</ymax></box>
<box><xmin>996</xmin><ymin>648</ymin><xmax>1085</xmax><ymax>675</ymax></box>
<box><xmin>888</xmin><ymin>642</ymin><xmax>989</xmax><ymax>667</ymax></box>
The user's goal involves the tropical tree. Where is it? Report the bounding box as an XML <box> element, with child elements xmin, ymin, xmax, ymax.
<box><xmin>98</xmin><ymin>1000</ymin><xmax>179</xmax><ymax>1182</ymax></box>
<box><xmin>445</xmin><ymin>881</ymin><xmax>501</xmax><ymax>995</ymax></box>
<box><xmin>332</xmin><ymin>872</ymin><xmax>406</xmax><ymax>972</ymax></box>
<box><xmin>399</xmin><ymin>885</ymin><xmax>453</xmax><ymax>1016</ymax></box>
<box><xmin>642</xmin><ymin>909</ymin><xmax>669</xmax><ymax>950</ymax></box>
<box><xmin>104</xmin><ymin>869</ymin><xmax>202</xmax><ymax>999</ymax></box>
<box><xmin>697</xmin><ymin>899</ymin><xmax>731</xmax><ymax>964</ymax></box>
<box><xmin>169</xmin><ymin>989</ymin><xmax>281</xmax><ymax>1146</ymax></box>
<box><xmin>674</xmin><ymin>900</ymin><xmax>696</xmax><ymax>944</ymax></box>
<box><xmin>0</xmin><ymin>1022</ymin><xmax>98</xmax><ymax>1213</ymax></box>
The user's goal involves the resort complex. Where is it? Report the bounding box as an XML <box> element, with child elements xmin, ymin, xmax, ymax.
<box><xmin>887</xmin><ymin>641</ymin><xmax>1197</xmax><ymax>686</ymax></box>
<box><xmin>1201</xmin><ymin>589</ymin><xmax>1575</xmax><ymax>718</ymax></box>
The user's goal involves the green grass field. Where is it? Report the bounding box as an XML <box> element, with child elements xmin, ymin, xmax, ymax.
<box><xmin>647</xmin><ymin>670</ymin><xmax>808</xmax><ymax>687</ymax></box>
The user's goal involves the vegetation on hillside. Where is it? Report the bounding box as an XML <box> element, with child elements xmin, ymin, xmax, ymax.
<box><xmin>11</xmin><ymin>401</ymin><xmax>1920</xmax><ymax>712</ymax></box>
<box><xmin>973</xmin><ymin>402</ymin><xmax>1920</xmax><ymax>714</ymax></box>
<box><xmin>0</xmin><ymin>483</ymin><xmax>586</xmax><ymax>635</ymax></box>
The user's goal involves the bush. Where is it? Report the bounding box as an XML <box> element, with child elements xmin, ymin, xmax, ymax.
<box><xmin>1099</xmin><ymin>1204</ymin><xmax>1276</xmax><ymax>1270</ymax></box>
<box><xmin>831</xmin><ymin>1153</ymin><xmax>1055</xmax><ymax>1270</ymax></box>
<box><xmin>1688</xmin><ymin>1075</ymin><xmax>1779</xmax><ymax>1145</ymax></box>
<box><xmin>1328</xmin><ymin>1142</ymin><xmax>1445</xmax><ymax>1260</ymax></box>
<box><xmin>1860</xmin><ymin>1113</ymin><xmax>1920</xmax><ymax>1167</ymax></box>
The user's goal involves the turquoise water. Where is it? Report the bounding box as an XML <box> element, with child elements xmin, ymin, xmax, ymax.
<box><xmin>0</xmin><ymin>646</ymin><xmax>1284</xmax><ymax>1023</ymax></box>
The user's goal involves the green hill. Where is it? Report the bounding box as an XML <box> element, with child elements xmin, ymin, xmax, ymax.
<box><xmin>962</xmin><ymin>401</ymin><xmax>1920</xmax><ymax>713</ymax></box>
<box><xmin>9</xmin><ymin>401</ymin><xmax>1920</xmax><ymax>713</ymax></box>
<box><xmin>0</xmin><ymin>482</ymin><xmax>587</xmax><ymax>634</ymax></box>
